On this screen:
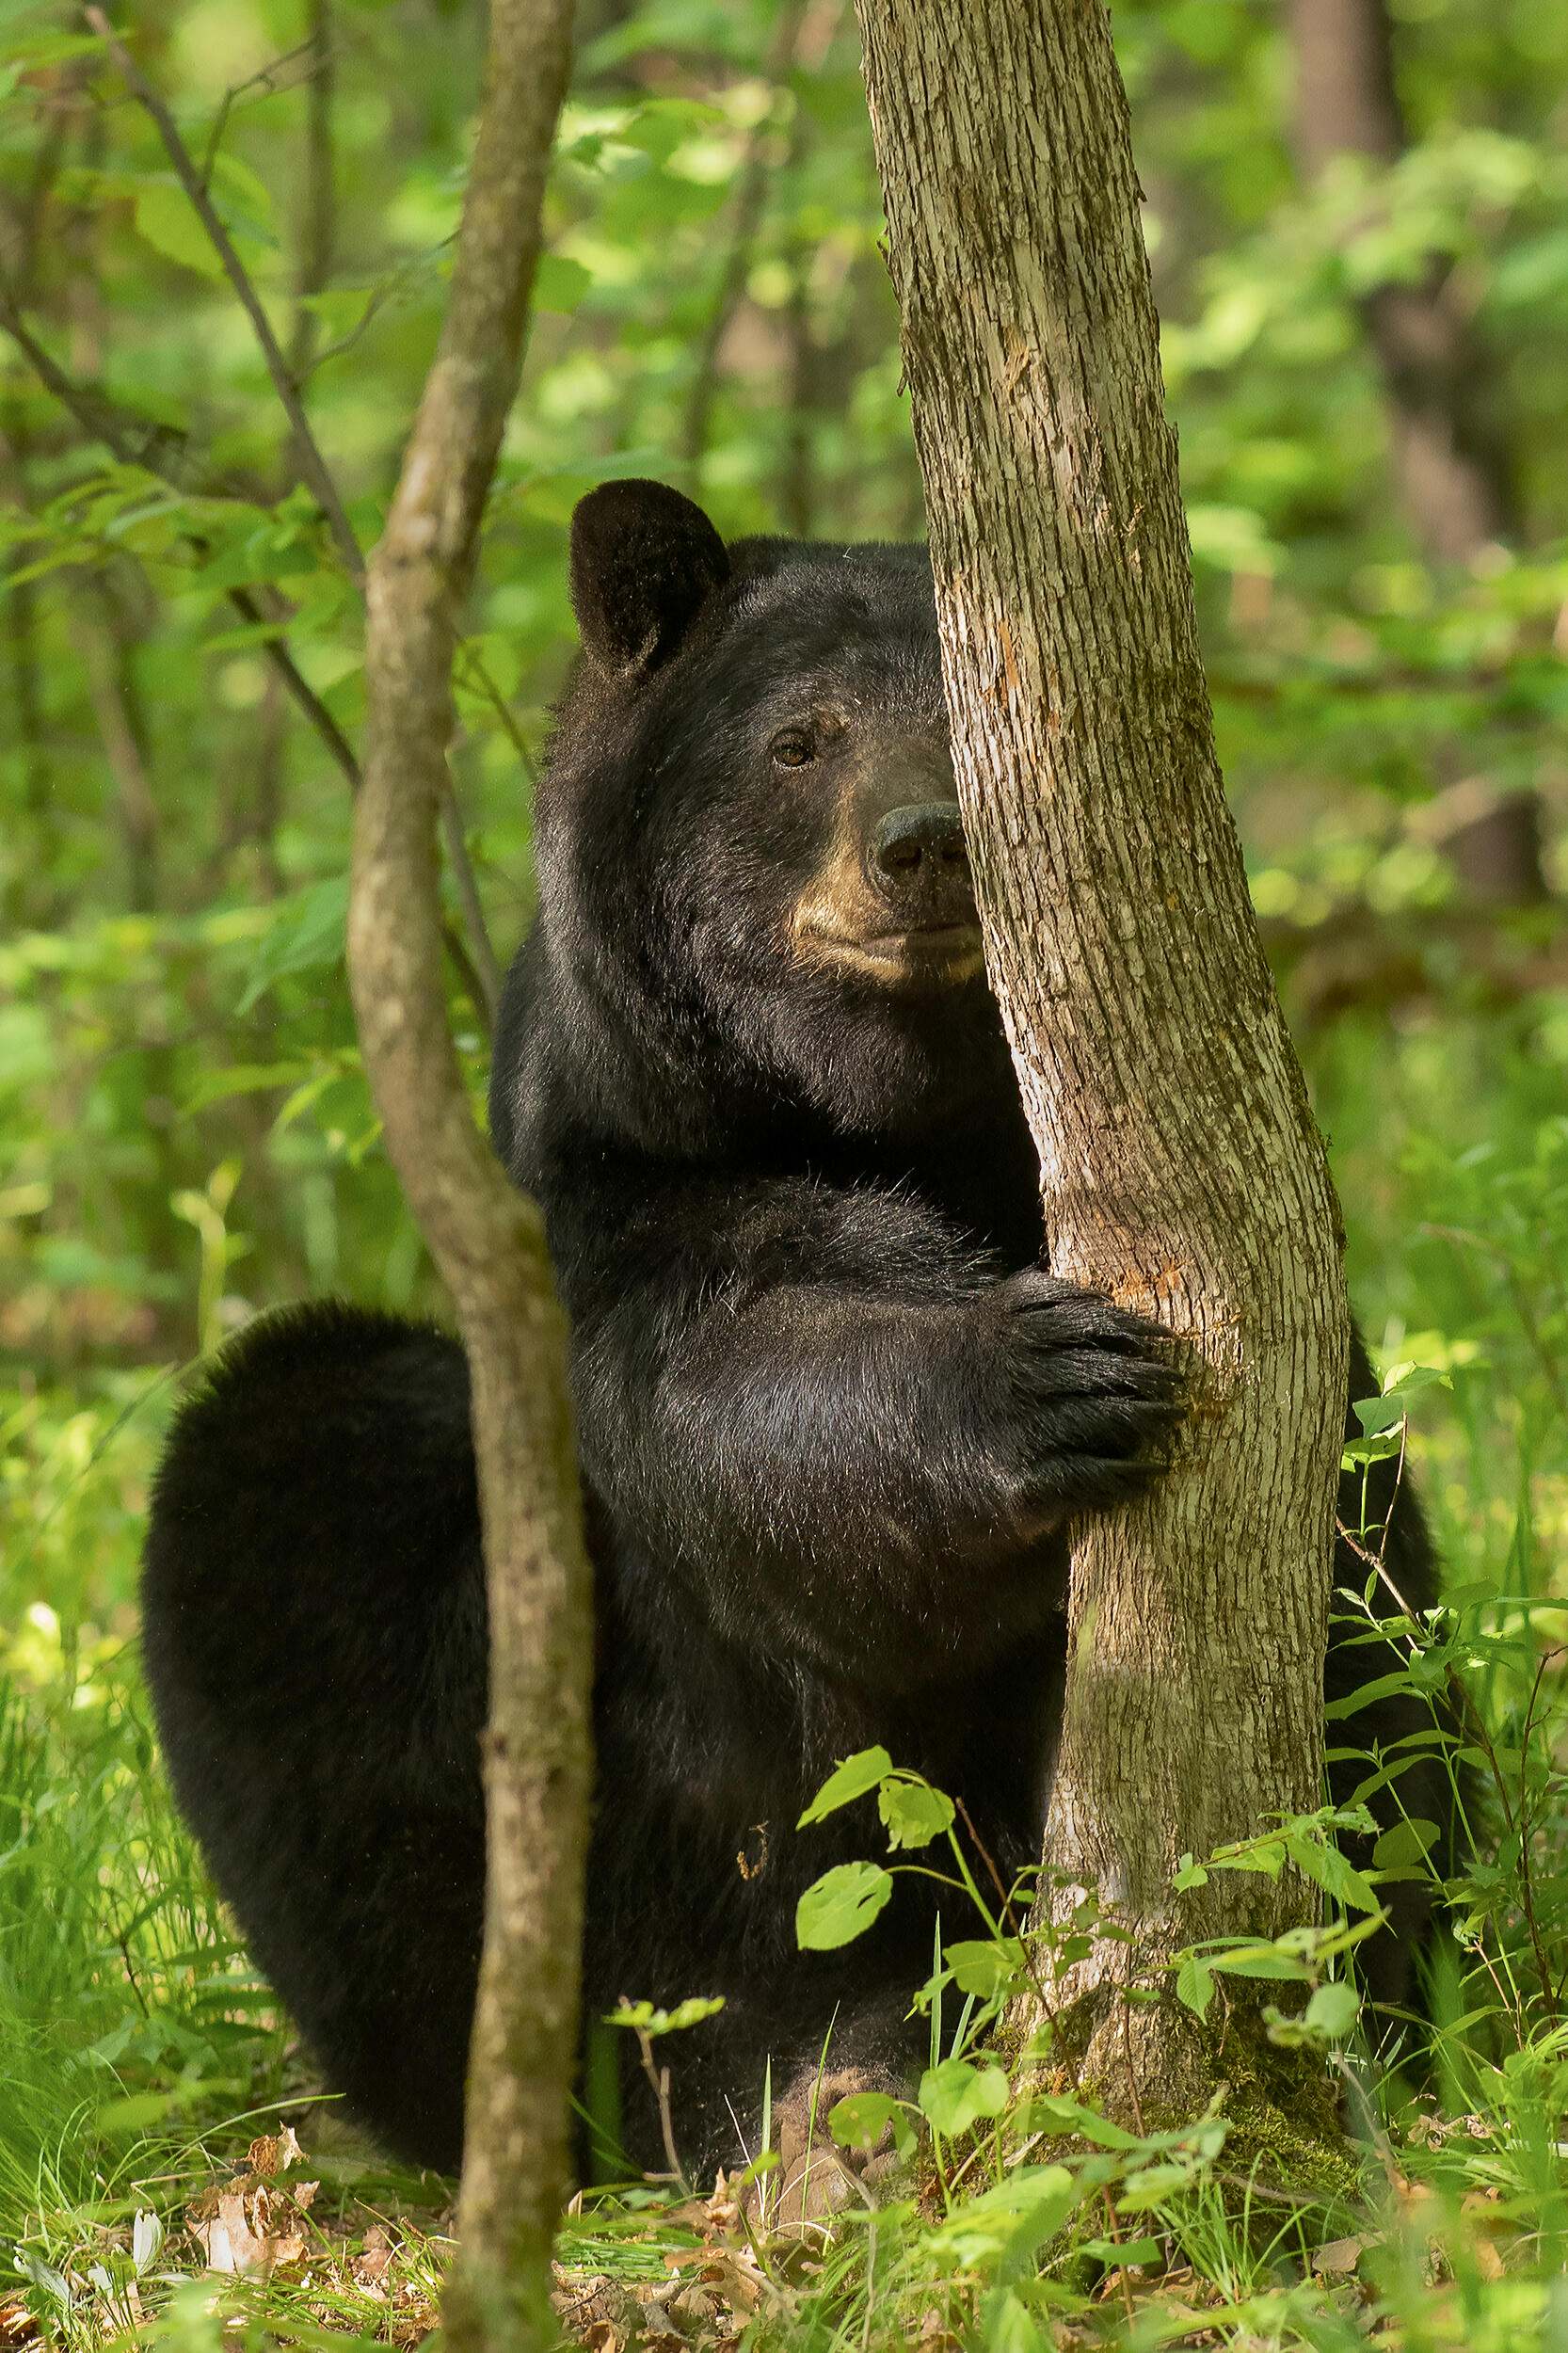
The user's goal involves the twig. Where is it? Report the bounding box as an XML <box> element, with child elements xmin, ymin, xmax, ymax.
<box><xmin>0</xmin><ymin>276</ymin><xmax>499</xmax><ymax>1026</ymax></box>
<box><xmin>1118</xmin><ymin>1992</ymin><xmax>1147</xmax><ymax>2140</ymax></box>
<box><xmin>441</xmin><ymin>789</ymin><xmax>502</xmax><ymax>1025</ymax></box>
<box><xmin>87</xmin><ymin>21</ymin><xmax>506</xmax><ymax>997</ymax></box>
<box><xmin>1</xmin><ymin>427</ymin><xmax>49</xmax><ymax>921</ymax></box>
<box><xmin>952</xmin><ymin>1791</ymin><xmax>1055</xmax><ymax>2020</ymax></box>
<box><xmin>289</xmin><ymin>0</ymin><xmax>335</xmax><ymax>387</ymax></box>
<box><xmin>225</xmin><ymin>586</ymin><xmax>360</xmax><ymax>790</ymax></box>
<box><xmin>1099</xmin><ymin>2191</ymin><xmax>1138</xmax><ymax>2325</ymax></box>
<box><xmin>20</xmin><ymin>40</ymin><xmax>508</xmax><ymax>1007</ymax></box>
<box><xmin>455</xmin><ymin>641</ymin><xmax>537</xmax><ymax>778</ymax></box>
<box><xmin>0</xmin><ymin>273</ymin><xmax>192</xmax><ymax>477</ymax></box>
<box><xmin>632</xmin><ymin>2025</ymin><xmax>686</xmax><ymax>2186</ymax></box>
<box><xmin>83</xmin><ymin>5</ymin><xmax>364</xmax><ymax>584</ymax></box>
<box><xmin>13</xmin><ymin>73</ymin><xmax>80</xmax><ymax>289</ymax></box>
<box><xmin>73</xmin><ymin>579</ymin><xmax>158</xmax><ymax>909</ymax></box>
<box><xmin>199</xmin><ymin>39</ymin><xmax>319</xmax><ymax>191</ymax></box>
<box><xmin>776</xmin><ymin>1</ymin><xmax>848</xmax><ymax>534</ymax></box>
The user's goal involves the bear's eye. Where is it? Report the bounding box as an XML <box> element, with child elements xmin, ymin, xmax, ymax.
<box><xmin>770</xmin><ymin>731</ymin><xmax>814</xmax><ymax>769</ymax></box>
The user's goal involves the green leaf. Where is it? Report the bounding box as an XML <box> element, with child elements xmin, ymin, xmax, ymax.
<box><xmin>794</xmin><ymin>1861</ymin><xmax>893</xmax><ymax>1950</ymax></box>
<box><xmin>1304</xmin><ymin>1980</ymin><xmax>1361</xmax><ymax>2041</ymax></box>
<box><xmin>918</xmin><ymin>2057</ymin><xmax>1010</xmax><ymax>2137</ymax></box>
<box><xmin>1211</xmin><ymin>1838</ymin><xmax>1286</xmax><ymax>1878</ymax></box>
<box><xmin>604</xmin><ymin>1994</ymin><xmax>725</xmax><ymax>2036</ymax></box>
<box><xmin>134</xmin><ymin>181</ymin><xmax>226</xmax><ymax>279</ymax></box>
<box><xmin>180</xmin><ymin>1061</ymin><xmax>309</xmax><ymax>1114</ymax></box>
<box><xmin>236</xmin><ymin>877</ymin><xmax>349</xmax><ymax>1014</ymax></box>
<box><xmin>1341</xmin><ymin>1431</ymin><xmax>1404</xmax><ymax>1468</ymax></box>
<box><xmin>1208</xmin><ymin>1949</ymin><xmax>1313</xmax><ymax>1981</ymax></box>
<box><xmin>1079</xmin><ymin>2235</ymin><xmax>1163</xmax><ymax>2269</ymax></box>
<box><xmin>1380</xmin><ymin>1362</ymin><xmax>1452</xmax><ymax>1402</ymax></box>
<box><xmin>535</xmin><ymin>253</ymin><xmax>593</xmax><ymax>313</ymax></box>
<box><xmin>878</xmin><ymin>1777</ymin><xmax>954</xmax><ymax>1850</ymax></box>
<box><xmin>1175</xmin><ymin>1953</ymin><xmax>1214</xmax><ymax>2018</ymax></box>
<box><xmin>1352</xmin><ymin>1392</ymin><xmax>1405</xmax><ymax>1435</ymax></box>
<box><xmin>207</xmin><ymin>150</ymin><xmax>277</xmax><ymax>236</ymax></box>
<box><xmin>933</xmin><ymin>2166</ymin><xmax>1080</xmax><ymax>2267</ymax></box>
<box><xmin>828</xmin><ymin>2089</ymin><xmax>915</xmax><ymax>2158</ymax></box>
<box><xmin>797</xmin><ymin>1745</ymin><xmax>892</xmax><ymax>1828</ymax></box>
<box><xmin>1020</xmin><ymin>2094</ymin><xmax>1138</xmax><ymax>2148</ymax></box>
<box><xmin>1373</xmin><ymin>1817</ymin><xmax>1440</xmax><ymax>1870</ymax></box>
<box><xmin>1325</xmin><ymin>1669</ymin><xmax>1424</xmax><ymax>1721</ymax></box>
<box><xmin>1285</xmin><ymin>1830</ymin><xmax>1382</xmax><ymax>1914</ymax></box>
<box><xmin>945</xmin><ymin>1937</ymin><xmax>1027</xmax><ymax>1998</ymax></box>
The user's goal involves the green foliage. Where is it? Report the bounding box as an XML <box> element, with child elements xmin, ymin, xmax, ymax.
<box><xmin>2</xmin><ymin>0</ymin><xmax>1567</xmax><ymax>2343</ymax></box>
<box><xmin>793</xmin><ymin>1859</ymin><xmax>893</xmax><ymax>1951</ymax></box>
<box><xmin>603</xmin><ymin>1995</ymin><xmax>726</xmax><ymax>2038</ymax></box>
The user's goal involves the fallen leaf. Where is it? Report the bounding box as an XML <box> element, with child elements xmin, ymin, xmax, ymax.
<box><xmin>248</xmin><ymin>2124</ymin><xmax>305</xmax><ymax>2176</ymax></box>
<box><xmin>188</xmin><ymin>2179</ymin><xmax>308</xmax><ymax>2278</ymax></box>
<box><xmin>1312</xmin><ymin>2234</ymin><xmax>1373</xmax><ymax>2277</ymax></box>
<box><xmin>353</xmin><ymin>2224</ymin><xmax>394</xmax><ymax>2285</ymax></box>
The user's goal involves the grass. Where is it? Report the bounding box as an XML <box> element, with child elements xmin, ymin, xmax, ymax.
<box><xmin>2</xmin><ymin>988</ymin><xmax>1566</xmax><ymax>2350</ymax></box>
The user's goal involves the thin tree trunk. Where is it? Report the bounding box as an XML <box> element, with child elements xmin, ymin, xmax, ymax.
<box><xmin>856</xmin><ymin>0</ymin><xmax>1351</xmax><ymax>2123</ymax></box>
<box><xmin>345</xmin><ymin>6</ymin><xmax>589</xmax><ymax>2347</ymax></box>
<box><xmin>680</xmin><ymin>0</ymin><xmax>810</xmax><ymax>485</ymax></box>
<box><xmin>1287</xmin><ymin>0</ymin><xmax>1543</xmax><ymax>904</ymax></box>
<box><xmin>289</xmin><ymin>0</ymin><xmax>335</xmax><ymax>388</ymax></box>
<box><xmin>1288</xmin><ymin>0</ymin><xmax>1512</xmax><ymax>563</ymax></box>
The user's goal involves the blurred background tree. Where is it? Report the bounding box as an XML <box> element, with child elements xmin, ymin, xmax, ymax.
<box><xmin>1</xmin><ymin>4</ymin><xmax>1566</xmax><ymax>2338</ymax></box>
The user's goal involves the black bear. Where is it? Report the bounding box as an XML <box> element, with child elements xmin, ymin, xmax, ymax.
<box><xmin>143</xmin><ymin>480</ymin><xmax>1448</xmax><ymax>2195</ymax></box>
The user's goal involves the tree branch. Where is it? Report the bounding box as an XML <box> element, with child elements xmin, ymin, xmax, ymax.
<box><xmin>83</xmin><ymin>13</ymin><xmax>506</xmax><ymax>1004</ymax></box>
<box><xmin>0</xmin><ymin>258</ymin><xmax>503</xmax><ymax>1024</ymax></box>
<box><xmin>288</xmin><ymin>2</ymin><xmax>335</xmax><ymax>393</ymax></box>
<box><xmin>83</xmin><ymin>5</ymin><xmax>364</xmax><ymax>584</ymax></box>
<box><xmin>345</xmin><ymin>2</ymin><xmax>586</xmax><ymax>2345</ymax></box>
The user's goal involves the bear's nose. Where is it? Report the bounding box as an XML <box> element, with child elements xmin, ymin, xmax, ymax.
<box><xmin>867</xmin><ymin>802</ymin><xmax>969</xmax><ymax>899</ymax></box>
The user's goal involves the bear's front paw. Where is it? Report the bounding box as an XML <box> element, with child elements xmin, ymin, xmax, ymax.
<box><xmin>984</xmin><ymin>1268</ymin><xmax>1184</xmax><ymax>1518</ymax></box>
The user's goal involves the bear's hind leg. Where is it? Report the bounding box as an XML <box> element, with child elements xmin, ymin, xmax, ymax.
<box><xmin>141</xmin><ymin>1303</ymin><xmax>488</xmax><ymax>2171</ymax></box>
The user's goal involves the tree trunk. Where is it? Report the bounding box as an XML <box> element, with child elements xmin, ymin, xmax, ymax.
<box><xmin>1287</xmin><ymin>0</ymin><xmax>1512</xmax><ymax>565</ymax></box>
<box><xmin>856</xmin><ymin>0</ymin><xmax>1351</xmax><ymax>2123</ymax></box>
<box><xmin>346</xmin><ymin>5</ymin><xmax>590</xmax><ymax>2347</ymax></box>
<box><xmin>1287</xmin><ymin>0</ymin><xmax>1543</xmax><ymax>905</ymax></box>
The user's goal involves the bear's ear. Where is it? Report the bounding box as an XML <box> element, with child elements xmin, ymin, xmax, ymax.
<box><xmin>569</xmin><ymin>479</ymin><xmax>730</xmax><ymax>676</ymax></box>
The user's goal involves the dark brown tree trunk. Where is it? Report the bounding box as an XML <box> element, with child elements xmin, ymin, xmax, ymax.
<box><xmin>856</xmin><ymin>0</ymin><xmax>1351</xmax><ymax>2125</ymax></box>
<box><xmin>1288</xmin><ymin>0</ymin><xmax>1544</xmax><ymax>906</ymax></box>
<box><xmin>1288</xmin><ymin>0</ymin><xmax>1513</xmax><ymax>565</ymax></box>
<box><xmin>346</xmin><ymin>5</ymin><xmax>590</xmax><ymax>2346</ymax></box>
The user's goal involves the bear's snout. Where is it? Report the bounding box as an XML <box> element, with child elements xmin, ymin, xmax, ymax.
<box><xmin>865</xmin><ymin>800</ymin><xmax>975</xmax><ymax>931</ymax></box>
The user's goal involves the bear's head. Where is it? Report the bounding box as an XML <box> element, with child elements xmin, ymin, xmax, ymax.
<box><xmin>498</xmin><ymin>479</ymin><xmax>1017</xmax><ymax>1165</ymax></box>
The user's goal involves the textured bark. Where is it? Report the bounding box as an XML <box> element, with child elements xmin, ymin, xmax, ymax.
<box><xmin>1288</xmin><ymin>0</ymin><xmax>1513</xmax><ymax>565</ymax></box>
<box><xmin>856</xmin><ymin>0</ymin><xmax>1351</xmax><ymax>2112</ymax></box>
<box><xmin>345</xmin><ymin>5</ymin><xmax>590</xmax><ymax>2347</ymax></box>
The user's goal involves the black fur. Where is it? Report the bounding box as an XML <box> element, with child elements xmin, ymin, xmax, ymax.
<box><xmin>143</xmin><ymin>482</ymin><xmax>1451</xmax><ymax>2185</ymax></box>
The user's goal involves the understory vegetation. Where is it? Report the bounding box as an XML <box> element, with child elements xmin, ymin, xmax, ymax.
<box><xmin>7</xmin><ymin>1010</ymin><xmax>1568</xmax><ymax>2350</ymax></box>
<box><xmin>3</xmin><ymin>0</ymin><xmax>1566</xmax><ymax>2344</ymax></box>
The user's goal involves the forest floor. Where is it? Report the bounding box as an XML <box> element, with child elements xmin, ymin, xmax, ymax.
<box><xmin>3</xmin><ymin>994</ymin><xmax>1566</xmax><ymax>2353</ymax></box>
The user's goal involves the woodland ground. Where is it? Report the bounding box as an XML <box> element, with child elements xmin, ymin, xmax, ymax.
<box><xmin>3</xmin><ymin>987</ymin><xmax>1567</xmax><ymax>2352</ymax></box>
